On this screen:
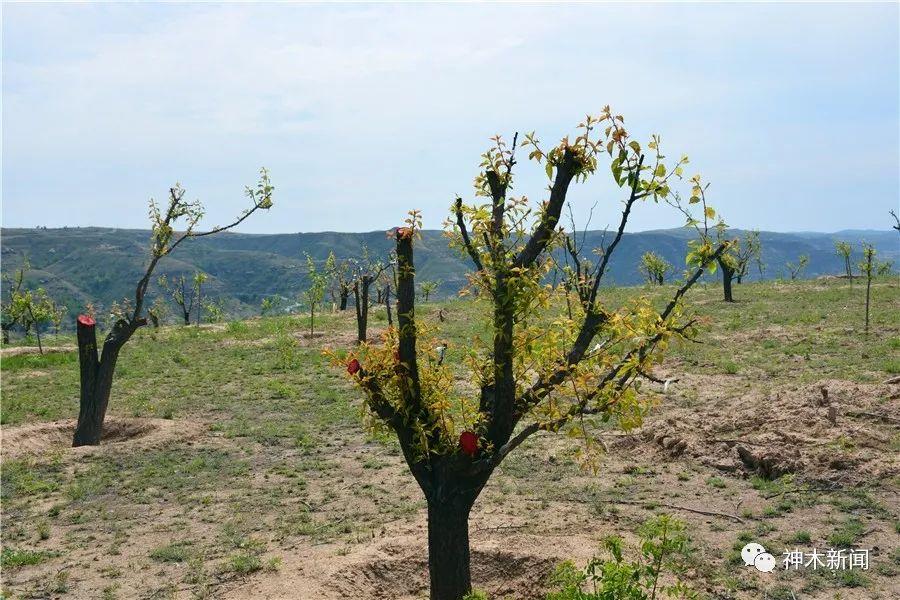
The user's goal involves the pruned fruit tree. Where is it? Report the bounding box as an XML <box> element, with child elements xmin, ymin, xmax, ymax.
<box><xmin>72</xmin><ymin>170</ymin><xmax>274</xmax><ymax>447</ymax></box>
<box><xmin>335</xmin><ymin>109</ymin><xmax>729</xmax><ymax>600</ymax></box>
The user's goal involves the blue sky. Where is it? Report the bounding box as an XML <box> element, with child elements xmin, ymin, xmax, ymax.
<box><xmin>2</xmin><ymin>2</ymin><xmax>898</xmax><ymax>234</ymax></box>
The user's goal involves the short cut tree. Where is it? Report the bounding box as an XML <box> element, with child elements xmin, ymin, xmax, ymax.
<box><xmin>72</xmin><ymin>170</ymin><xmax>273</xmax><ymax>447</ymax></box>
<box><xmin>337</xmin><ymin>110</ymin><xmax>727</xmax><ymax>600</ymax></box>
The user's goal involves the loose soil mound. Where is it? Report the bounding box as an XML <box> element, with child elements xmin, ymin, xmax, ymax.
<box><xmin>1</xmin><ymin>417</ymin><xmax>204</xmax><ymax>460</ymax></box>
<box><xmin>635</xmin><ymin>375</ymin><xmax>900</xmax><ymax>485</ymax></box>
<box><xmin>327</xmin><ymin>548</ymin><xmax>554</xmax><ymax>599</ymax></box>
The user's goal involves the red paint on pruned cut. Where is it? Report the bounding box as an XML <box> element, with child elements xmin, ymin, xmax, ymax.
<box><xmin>77</xmin><ymin>314</ymin><xmax>96</xmax><ymax>327</ymax></box>
<box><xmin>459</xmin><ymin>431</ymin><xmax>478</xmax><ymax>457</ymax></box>
<box><xmin>347</xmin><ymin>358</ymin><xmax>361</xmax><ymax>376</ymax></box>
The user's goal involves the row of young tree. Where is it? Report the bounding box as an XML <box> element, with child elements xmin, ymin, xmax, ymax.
<box><xmin>1</xmin><ymin>262</ymin><xmax>228</xmax><ymax>348</ymax></box>
<box><xmin>269</xmin><ymin>247</ymin><xmax>443</xmax><ymax>342</ymax></box>
<box><xmin>637</xmin><ymin>232</ymin><xmax>896</xmax><ymax>307</ymax></box>
<box><xmin>6</xmin><ymin>230</ymin><xmax>889</xmax><ymax>348</ymax></box>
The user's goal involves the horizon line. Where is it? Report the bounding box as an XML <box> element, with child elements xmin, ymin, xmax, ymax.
<box><xmin>1</xmin><ymin>225</ymin><xmax>897</xmax><ymax>237</ymax></box>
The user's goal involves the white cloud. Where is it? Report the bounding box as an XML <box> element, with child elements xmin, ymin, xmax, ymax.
<box><xmin>2</xmin><ymin>2</ymin><xmax>897</xmax><ymax>233</ymax></box>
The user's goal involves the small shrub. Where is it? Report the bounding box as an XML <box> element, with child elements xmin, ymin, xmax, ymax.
<box><xmin>273</xmin><ymin>332</ymin><xmax>299</xmax><ymax>370</ymax></box>
<box><xmin>545</xmin><ymin>515</ymin><xmax>697</xmax><ymax>600</ymax></box>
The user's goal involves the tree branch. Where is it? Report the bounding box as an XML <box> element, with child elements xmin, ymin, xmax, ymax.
<box><xmin>514</xmin><ymin>147</ymin><xmax>580</xmax><ymax>269</ymax></box>
<box><xmin>454</xmin><ymin>197</ymin><xmax>485</xmax><ymax>272</ymax></box>
<box><xmin>502</xmin><ymin>242</ymin><xmax>727</xmax><ymax>459</ymax></box>
<box><xmin>586</xmin><ymin>155</ymin><xmax>645</xmax><ymax>307</ymax></box>
<box><xmin>395</xmin><ymin>231</ymin><xmax>425</xmax><ymax>416</ymax></box>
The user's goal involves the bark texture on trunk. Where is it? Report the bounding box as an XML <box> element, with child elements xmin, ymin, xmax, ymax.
<box><xmin>339</xmin><ymin>289</ymin><xmax>349</xmax><ymax>311</ymax></box>
<box><xmin>384</xmin><ymin>284</ymin><xmax>393</xmax><ymax>327</ymax></box>
<box><xmin>719</xmin><ymin>259</ymin><xmax>735</xmax><ymax>302</ymax></box>
<box><xmin>354</xmin><ymin>278</ymin><xmax>371</xmax><ymax>344</ymax></box>
<box><xmin>427</xmin><ymin>498</ymin><xmax>474</xmax><ymax>600</ymax></box>
<box><xmin>73</xmin><ymin>318</ymin><xmax>132</xmax><ymax>447</ymax></box>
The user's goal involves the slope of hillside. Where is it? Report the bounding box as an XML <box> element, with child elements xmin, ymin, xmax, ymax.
<box><xmin>1</xmin><ymin>226</ymin><xmax>896</xmax><ymax>323</ymax></box>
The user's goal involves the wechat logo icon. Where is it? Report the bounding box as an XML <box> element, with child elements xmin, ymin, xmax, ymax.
<box><xmin>741</xmin><ymin>543</ymin><xmax>775</xmax><ymax>573</ymax></box>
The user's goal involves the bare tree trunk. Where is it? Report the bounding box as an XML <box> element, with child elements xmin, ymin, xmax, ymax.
<box><xmin>719</xmin><ymin>259</ymin><xmax>735</xmax><ymax>302</ymax></box>
<box><xmin>427</xmin><ymin>498</ymin><xmax>474</xmax><ymax>600</ymax></box>
<box><xmin>864</xmin><ymin>255</ymin><xmax>873</xmax><ymax>336</ymax></box>
<box><xmin>182</xmin><ymin>307</ymin><xmax>190</xmax><ymax>326</ymax></box>
<box><xmin>196</xmin><ymin>282</ymin><xmax>202</xmax><ymax>326</ymax></box>
<box><xmin>1</xmin><ymin>324</ymin><xmax>10</xmax><ymax>344</ymax></box>
<box><xmin>339</xmin><ymin>288</ymin><xmax>349</xmax><ymax>311</ymax></box>
<box><xmin>26</xmin><ymin>306</ymin><xmax>43</xmax><ymax>354</ymax></box>
<box><xmin>354</xmin><ymin>279</ymin><xmax>371</xmax><ymax>344</ymax></box>
<box><xmin>73</xmin><ymin>316</ymin><xmax>133</xmax><ymax>447</ymax></box>
<box><xmin>385</xmin><ymin>283</ymin><xmax>393</xmax><ymax>327</ymax></box>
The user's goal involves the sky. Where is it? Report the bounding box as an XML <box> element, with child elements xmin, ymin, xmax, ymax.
<box><xmin>2</xmin><ymin>2</ymin><xmax>898</xmax><ymax>235</ymax></box>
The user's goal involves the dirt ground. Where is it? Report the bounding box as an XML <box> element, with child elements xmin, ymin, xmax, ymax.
<box><xmin>3</xmin><ymin>369</ymin><xmax>897</xmax><ymax>599</ymax></box>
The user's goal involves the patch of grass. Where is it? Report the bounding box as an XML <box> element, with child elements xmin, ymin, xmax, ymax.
<box><xmin>35</xmin><ymin>520</ymin><xmax>51</xmax><ymax>540</ymax></box>
<box><xmin>1</xmin><ymin>350</ymin><xmax>77</xmax><ymax>370</ymax></box>
<box><xmin>1</xmin><ymin>457</ymin><xmax>64</xmax><ymax>500</ymax></box>
<box><xmin>705</xmin><ymin>476</ymin><xmax>726</xmax><ymax>489</ymax></box>
<box><xmin>720</xmin><ymin>360</ymin><xmax>740</xmax><ymax>374</ymax></box>
<box><xmin>150</xmin><ymin>542</ymin><xmax>192</xmax><ymax>563</ymax></box>
<box><xmin>225</xmin><ymin>552</ymin><xmax>261</xmax><ymax>575</ymax></box>
<box><xmin>226</xmin><ymin>320</ymin><xmax>249</xmax><ymax>335</ymax></box>
<box><xmin>788</xmin><ymin>530</ymin><xmax>811</xmax><ymax>544</ymax></box>
<box><xmin>43</xmin><ymin>570</ymin><xmax>70</xmax><ymax>594</ymax></box>
<box><xmin>264</xmin><ymin>556</ymin><xmax>282</xmax><ymax>572</ymax></box>
<box><xmin>828</xmin><ymin>517</ymin><xmax>865</xmax><ymax>548</ymax></box>
<box><xmin>750</xmin><ymin>474</ymin><xmax>795</xmax><ymax>495</ymax></box>
<box><xmin>836</xmin><ymin>569</ymin><xmax>869</xmax><ymax>588</ymax></box>
<box><xmin>1</xmin><ymin>547</ymin><xmax>53</xmax><ymax>569</ymax></box>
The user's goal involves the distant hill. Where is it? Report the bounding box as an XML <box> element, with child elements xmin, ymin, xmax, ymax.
<box><xmin>2</xmin><ymin>226</ymin><xmax>897</xmax><ymax>326</ymax></box>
